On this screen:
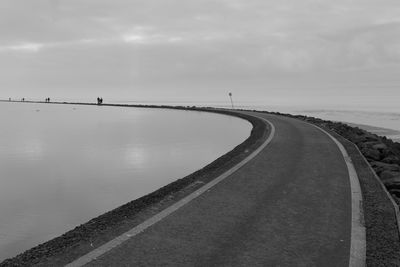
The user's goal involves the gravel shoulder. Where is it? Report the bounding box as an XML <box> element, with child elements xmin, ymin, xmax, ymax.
<box><xmin>326</xmin><ymin>130</ymin><xmax>400</xmax><ymax>266</ymax></box>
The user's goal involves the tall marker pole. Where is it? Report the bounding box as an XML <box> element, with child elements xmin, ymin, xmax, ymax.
<box><xmin>229</xmin><ymin>92</ymin><xmax>234</xmax><ymax>109</ymax></box>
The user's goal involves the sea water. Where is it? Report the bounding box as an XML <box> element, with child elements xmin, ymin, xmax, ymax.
<box><xmin>0</xmin><ymin>102</ymin><xmax>251</xmax><ymax>261</ymax></box>
<box><xmin>110</xmin><ymin>100</ymin><xmax>400</xmax><ymax>142</ymax></box>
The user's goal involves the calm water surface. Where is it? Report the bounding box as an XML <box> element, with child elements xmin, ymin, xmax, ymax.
<box><xmin>0</xmin><ymin>102</ymin><xmax>251</xmax><ymax>261</ymax></box>
<box><xmin>113</xmin><ymin>100</ymin><xmax>400</xmax><ymax>141</ymax></box>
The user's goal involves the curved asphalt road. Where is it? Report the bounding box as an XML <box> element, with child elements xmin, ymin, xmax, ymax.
<box><xmin>83</xmin><ymin>113</ymin><xmax>352</xmax><ymax>266</ymax></box>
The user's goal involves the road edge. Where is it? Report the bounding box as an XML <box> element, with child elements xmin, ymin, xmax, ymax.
<box><xmin>312</xmin><ymin>124</ymin><xmax>366</xmax><ymax>267</ymax></box>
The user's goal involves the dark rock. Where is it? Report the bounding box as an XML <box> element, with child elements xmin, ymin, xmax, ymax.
<box><xmin>370</xmin><ymin>161</ymin><xmax>400</xmax><ymax>175</ymax></box>
<box><xmin>383</xmin><ymin>177</ymin><xmax>400</xmax><ymax>190</ymax></box>
<box><xmin>353</xmin><ymin>135</ymin><xmax>369</xmax><ymax>144</ymax></box>
<box><xmin>364</xmin><ymin>141</ymin><xmax>381</xmax><ymax>147</ymax></box>
<box><xmin>361</xmin><ymin>148</ymin><xmax>381</xmax><ymax>161</ymax></box>
<box><xmin>356</xmin><ymin>142</ymin><xmax>366</xmax><ymax>149</ymax></box>
<box><xmin>390</xmin><ymin>189</ymin><xmax>400</xmax><ymax>198</ymax></box>
<box><xmin>382</xmin><ymin>155</ymin><xmax>400</xmax><ymax>164</ymax></box>
<box><xmin>380</xmin><ymin>171</ymin><xmax>400</xmax><ymax>181</ymax></box>
<box><xmin>380</xmin><ymin>149</ymin><xmax>392</xmax><ymax>159</ymax></box>
<box><xmin>393</xmin><ymin>195</ymin><xmax>400</xmax><ymax>205</ymax></box>
<box><xmin>372</xmin><ymin>143</ymin><xmax>388</xmax><ymax>151</ymax></box>
<box><xmin>364</xmin><ymin>133</ymin><xmax>379</xmax><ymax>142</ymax></box>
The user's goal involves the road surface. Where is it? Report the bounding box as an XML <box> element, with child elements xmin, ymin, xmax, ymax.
<box><xmin>79</xmin><ymin>113</ymin><xmax>353</xmax><ymax>266</ymax></box>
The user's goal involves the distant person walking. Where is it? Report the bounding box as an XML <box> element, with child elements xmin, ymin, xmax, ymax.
<box><xmin>97</xmin><ymin>97</ymin><xmax>103</xmax><ymax>105</ymax></box>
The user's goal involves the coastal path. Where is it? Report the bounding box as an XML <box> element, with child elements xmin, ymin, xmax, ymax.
<box><xmin>67</xmin><ymin>112</ymin><xmax>364</xmax><ymax>266</ymax></box>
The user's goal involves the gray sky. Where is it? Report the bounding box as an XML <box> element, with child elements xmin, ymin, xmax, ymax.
<box><xmin>0</xmin><ymin>0</ymin><xmax>399</xmax><ymax>110</ymax></box>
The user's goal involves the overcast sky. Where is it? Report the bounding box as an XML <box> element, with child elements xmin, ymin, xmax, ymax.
<box><xmin>0</xmin><ymin>0</ymin><xmax>399</xmax><ymax>110</ymax></box>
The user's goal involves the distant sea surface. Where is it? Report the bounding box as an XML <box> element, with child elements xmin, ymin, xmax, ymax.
<box><xmin>111</xmin><ymin>100</ymin><xmax>400</xmax><ymax>143</ymax></box>
<box><xmin>0</xmin><ymin>102</ymin><xmax>251</xmax><ymax>261</ymax></box>
<box><xmin>291</xmin><ymin>109</ymin><xmax>400</xmax><ymax>142</ymax></box>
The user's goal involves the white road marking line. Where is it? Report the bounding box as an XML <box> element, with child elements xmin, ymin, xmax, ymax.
<box><xmin>311</xmin><ymin>124</ymin><xmax>366</xmax><ymax>267</ymax></box>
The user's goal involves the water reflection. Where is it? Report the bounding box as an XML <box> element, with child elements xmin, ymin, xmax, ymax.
<box><xmin>0</xmin><ymin>103</ymin><xmax>251</xmax><ymax>261</ymax></box>
<box><xmin>124</xmin><ymin>145</ymin><xmax>148</xmax><ymax>168</ymax></box>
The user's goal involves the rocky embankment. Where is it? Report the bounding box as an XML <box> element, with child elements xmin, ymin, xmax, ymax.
<box><xmin>267</xmin><ymin>111</ymin><xmax>400</xmax><ymax>205</ymax></box>
<box><xmin>312</xmin><ymin>119</ymin><xmax>400</xmax><ymax>205</ymax></box>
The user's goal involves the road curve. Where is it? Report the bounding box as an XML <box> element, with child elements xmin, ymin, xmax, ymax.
<box><xmin>77</xmin><ymin>113</ymin><xmax>354</xmax><ymax>266</ymax></box>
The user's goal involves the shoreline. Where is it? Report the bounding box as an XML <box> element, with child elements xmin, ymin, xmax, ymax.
<box><xmin>4</xmin><ymin>99</ymin><xmax>400</xmax><ymax>139</ymax></box>
<box><xmin>1</xmin><ymin>102</ymin><xmax>399</xmax><ymax>265</ymax></box>
<box><xmin>0</xmin><ymin>103</ymin><xmax>269</xmax><ymax>266</ymax></box>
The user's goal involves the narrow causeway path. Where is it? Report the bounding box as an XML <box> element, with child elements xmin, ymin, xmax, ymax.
<box><xmin>69</xmin><ymin>112</ymin><xmax>358</xmax><ymax>266</ymax></box>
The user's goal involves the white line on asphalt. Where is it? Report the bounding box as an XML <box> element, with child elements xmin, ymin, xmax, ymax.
<box><xmin>65</xmin><ymin>117</ymin><xmax>276</xmax><ymax>267</ymax></box>
<box><xmin>312</xmin><ymin>125</ymin><xmax>366</xmax><ymax>267</ymax></box>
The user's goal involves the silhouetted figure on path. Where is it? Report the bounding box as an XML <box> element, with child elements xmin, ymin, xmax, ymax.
<box><xmin>97</xmin><ymin>97</ymin><xmax>103</xmax><ymax>105</ymax></box>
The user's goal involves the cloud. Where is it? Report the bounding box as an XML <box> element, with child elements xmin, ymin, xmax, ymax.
<box><xmin>1</xmin><ymin>0</ymin><xmax>400</xmax><ymax>107</ymax></box>
<box><xmin>0</xmin><ymin>43</ymin><xmax>43</xmax><ymax>52</ymax></box>
<box><xmin>317</xmin><ymin>21</ymin><xmax>400</xmax><ymax>70</ymax></box>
